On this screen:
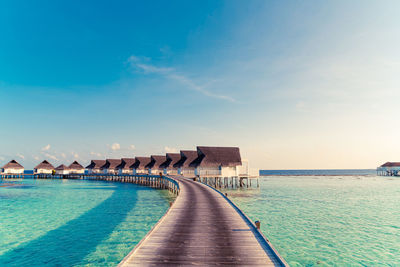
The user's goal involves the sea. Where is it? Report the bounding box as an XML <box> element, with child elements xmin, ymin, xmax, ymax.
<box><xmin>221</xmin><ymin>169</ymin><xmax>400</xmax><ymax>266</ymax></box>
<box><xmin>0</xmin><ymin>179</ymin><xmax>175</xmax><ymax>266</ymax></box>
<box><xmin>1</xmin><ymin>170</ymin><xmax>399</xmax><ymax>266</ymax></box>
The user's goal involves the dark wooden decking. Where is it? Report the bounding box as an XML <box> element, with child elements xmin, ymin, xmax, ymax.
<box><xmin>119</xmin><ymin>177</ymin><xmax>287</xmax><ymax>266</ymax></box>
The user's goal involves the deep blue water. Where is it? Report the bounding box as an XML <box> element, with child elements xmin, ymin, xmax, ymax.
<box><xmin>260</xmin><ymin>169</ymin><xmax>376</xmax><ymax>176</ymax></box>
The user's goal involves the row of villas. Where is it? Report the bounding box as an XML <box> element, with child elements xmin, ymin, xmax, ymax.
<box><xmin>1</xmin><ymin>146</ymin><xmax>255</xmax><ymax>177</ymax></box>
<box><xmin>87</xmin><ymin>146</ymin><xmax>249</xmax><ymax>177</ymax></box>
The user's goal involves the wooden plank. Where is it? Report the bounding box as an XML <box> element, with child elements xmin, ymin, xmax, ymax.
<box><xmin>119</xmin><ymin>177</ymin><xmax>287</xmax><ymax>266</ymax></box>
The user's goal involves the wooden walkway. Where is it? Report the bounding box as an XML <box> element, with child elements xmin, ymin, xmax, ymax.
<box><xmin>119</xmin><ymin>176</ymin><xmax>287</xmax><ymax>266</ymax></box>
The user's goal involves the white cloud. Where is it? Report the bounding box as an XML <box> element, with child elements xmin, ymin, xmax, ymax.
<box><xmin>42</xmin><ymin>144</ymin><xmax>51</xmax><ymax>151</ymax></box>
<box><xmin>128</xmin><ymin>55</ymin><xmax>235</xmax><ymax>102</ymax></box>
<box><xmin>111</xmin><ymin>143</ymin><xmax>120</xmax><ymax>151</ymax></box>
<box><xmin>164</xmin><ymin>146</ymin><xmax>178</xmax><ymax>153</ymax></box>
<box><xmin>90</xmin><ymin>151</ymin><xmax>102</xmax><ymax>157</ymax></box>
<box><xmin>61</xmin><ymin>153</ymin><xmax>66</xmax><ymax>158</ymax></box>
<box><xmin>44</xmin><ymin>153</ymin><xmax>58</xmax><ymax>161</ymax></box>
<box><xmin>0</xmin><ymin>156</ymin><xmax>5</xmax><ymax>161</ymax></box>
<box><xmin>17</xmin><ymin>153</ymin><xmax>25</xmax><ymax>159</ymax></box>
<box><xmin>129</xmin><ymin>144</ymin><xmax>136</xmax><ymax>150</ymax></box>
<box><xmin>33</xmin><ymin>156</ymin><xmax>40</xmax><ymax>161</ymax></box>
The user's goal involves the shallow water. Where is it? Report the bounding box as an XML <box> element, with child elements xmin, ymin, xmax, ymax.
<box><xmin>221</xmin><ymin>176</ymin><xmax>400</xmax><ymax>266</ymax></box>
<box><xmin>0</xmin><ymin>179</ymin><xmax>174</xmax><ymax>266</ymax></box>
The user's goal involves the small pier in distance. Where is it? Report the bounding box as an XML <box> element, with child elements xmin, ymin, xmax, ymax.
<box><xmin>377</xmin><ymin>162</ymin><xmax>400</xmax><ymax>176</ymax></box>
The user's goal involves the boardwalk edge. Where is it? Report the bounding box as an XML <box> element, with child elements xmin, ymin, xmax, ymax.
<box><xmin>199</xmin><ymin>181</ymin><xmax>289</xmax><ymax>267</ymax></box>
<box><xmin>117</xmin><ymin>177</ymin><xmax>180</xmax><ymax>266</ymax></box>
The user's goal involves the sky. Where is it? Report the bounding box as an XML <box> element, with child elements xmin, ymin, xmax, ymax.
<box><xmin>1</xmin><ymin>0</ymin><xmax>400</xmax><ymax>169</ymax></box>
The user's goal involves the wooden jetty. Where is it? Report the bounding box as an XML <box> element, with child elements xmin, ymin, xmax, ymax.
<box><xmin>119</xmin><ymin>176</ymin><xmax>287</xmax><ymax>266</ymax></box>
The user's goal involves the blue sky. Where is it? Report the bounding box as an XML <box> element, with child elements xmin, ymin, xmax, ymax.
<box><xmin>1</xmin><ymin>0</ymin><xmax>400</xmax><ymax>169</ymax></box>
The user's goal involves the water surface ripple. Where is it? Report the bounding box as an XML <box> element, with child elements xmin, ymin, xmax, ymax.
<box><xmin>0</xmin><ymin>179</ymin><xmax>173</xmax><ymax>266</ymax></box>
<box><xmin>221</xmin><ymin>175</ymin><xmax>400</xmax><ymax>266</ymax></box>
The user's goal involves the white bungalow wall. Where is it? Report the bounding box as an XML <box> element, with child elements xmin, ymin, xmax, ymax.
<box><xmin>180</xmin><ymin>168</ymin><xmax>195</xmax><ymax>177</ymax></box>
<box><xmin>69</xmin><ymin>169</ymin><xmax>84</xmax><ymax>174</ymax></box>
<box><xmin>55</xmin><ymin>170</ymin><xmax>70</xmax><ymax>175</ymax></box>
<box><xmin>87</xmin><ymin>169</ymin><xmax>102</xmax><ymax>174</ymax></box>
<box><xmin>164</xmin><ymin>169</ymin><xmax>178</xmax><ymax>175</ymax></box>
<box><xmin>237</xmin><ymin>159</ymin><xmax>249</xmax><ymax>176</ymax></box>
<box><xmin>149</xmin><ymin>169</ymin><xmax>163</xmax><ymax>175</ymax></box>
<box><xmin>35</xmin><ymin>169</ymin><xmax>53</xmax><ymax>174</ymax></box>
<box><xmin>195</xmin><ymin>166</ymin><xmax>241</xmax><ymax>177</ymax></box>
<box><xmin>118</xmin><ymin>169</ymin><xmax>133</xmax><ymax>175</ymax></box>
<box><xmin>195</xmin><ymin>167</ymin><xmax>221</xmax><ymax>176</ymax></box>
<box><xmin>103</xmin><ymin>169</ymin><xmax>118</xmax><ymax>174</ymax></box>
<box><xmin>2</xmin><ymin>168</ymin><xmax>24</xmax><ymax>174</ymax></box>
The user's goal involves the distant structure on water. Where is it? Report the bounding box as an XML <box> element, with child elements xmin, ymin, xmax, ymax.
<box><xmin>34</xmin><ymin>160</ymin><xmax>55</xmax><ymax>174</ymax></box>
<box><xmin>131</xmin><ymin>157</ymin><xmax>152</xmax><ymax>174</ymax></box>
<box><xmin>55</xmin><ymin>164</ymin><xmax>69</xmax><ymax>175</ymax></box>
<box><xmin>1</xmin><ymin>146</ymin><xmax>258</xmax><ymax>178</ymax></box>
<box><xmin>1</xmin><ymin>160</ymin><xmax>24</xmax><ymax>174</ymax></box>
<box><xmin>147</xmin><ymin>155</ymin><xmax>167</xmax><ymax>175</ymax></box>
<box><xmin>69</xmin><ymin>161</ymin><xmax>85</xmax><ymax>174</ymax></box>
<box><xmin>86</xmin><ymin>160</ymin><xmax>106</xmax><ymax>174</ymax></box>
<box><xmin>377</xmin><ymin>162</ymin><xmax>400</xmax><ymax>176</ymax></box>
<box><xmin>174</xmin><ymin>150</ymin><xmax>198</xmax><ymax>176</ymax></box>
<box><xmin>100</xmin><ymin>159</ymin><xmax>122</xmax><ymax>175</ymax></box>
<box><xmin>116</xmin><ymin>158</ymin><xmax>136</xmax><ymax>175</ymax></box>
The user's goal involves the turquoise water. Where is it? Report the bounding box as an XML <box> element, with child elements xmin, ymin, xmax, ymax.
<box><xmin>0</xmin><ymin>179</ymin><xmax>174</xmax><ymax>266</ymax></box>
<box><xmin>222</xmin><ymin>176</ymin><xmax>400</xmax><ymax>266</ymax></box>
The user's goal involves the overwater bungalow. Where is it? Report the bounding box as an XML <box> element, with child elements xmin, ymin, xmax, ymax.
<box><xmin>55</xmin><ymin>164</ymin><xmax>70</xmax><ymax>175</ymax></box>
<box><xmin>34</xmin><ymin>160</ymin><xmax>55</xmax><ymax>174</ymax></box>
<box><xmin>100</xmin><ymin>159</ymin><xmax>122</xmax><ymax>174</ymax></box>
<box><xmin>130</xmin><ymin>157</ymin><xmax>152</xmax><ymax>174</ymax></box>
<box><xmin>68</xmin><ymin>161</ymin><xmax>85</xmax><ymax>174</ymax></box>
<box><xmin>377</xmin><ymin>162</ymin><xmax>400</xmax><ymax>176</ymax></box>
<box><xmin>174</xmin><ymin>150</ymin><xmax>198</xmax><ymax>176</ymax></box>
<box><xmin>161</xmin><ymin>153</ymin><xmax>181</xmax><ymax>175</ymax></box>
<box><xmin>190</xmin><ymin>146</ymin><xmax>242</xmax><ymax>177</ymax></box>
<box><xmin>116</xmin><ymin>158</ymin><xmax>136</xmax><ymax>175</ymax></box>
<box><xmin>1</xmin><ymin>160</ymin><xmax>24</xmax><ymax>174</ymax></box>
<box><xmin>85</xmin><ymin>160</ymin><xmax>106</xmax><ymax>174</ymax></box>
<box><xmin>146</xmin><ymin>155</ymin><xmax>166</xmax><ymax>175</ymax></box>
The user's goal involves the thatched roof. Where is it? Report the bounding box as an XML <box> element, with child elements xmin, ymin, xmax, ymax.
<box><xmin>68</xmin><ymin>161</ymin><xmax>84</xmax><ymax>170</ymax></box>
<box><xmin>101</xmin><ymin>159</ymin><xmax>122</xmax><ymax>170</ymax></box>
<box><xmin>55</xmin><ymin>164</ymin><xmax>69</xmax><ymax>170</ymax></box>
<box><xmin>190</xmin><ymin>146</ymin><xmax>242</xmax><ymax>168</ymax></box>
<box><xmin>34</xmin><ymin>160</ymin><xmax>55</xmax><ymax>170</ymax></box>
<box><xmin>174</xmin><ymin>150</ymin><xmax>198</xmax><ymax>169</ymax></box>
<box><xmin>160</xmin><ymin>153</ymin><xmax>181</xmax><ymax>169</ymax></box>
<box><xmin>130</xmin><ymin>157</ymin><xmax>151</xmax><ymax>170</ymax></box>
<box><xmin>116</xmin><ymin>158</ymin><xmax>136</xmax><ymax>170</ymax></box>
<box><xmin>146</xmin><ymin>155</ymin><xmax>167</xmax><ymax>169</ymax></box>
<box><xmin>381</xmin><ymin>162</ymin><xmax>400</xmax><ymax>167</ymax></box>
<box><xmin>2</xmin><ymin>160</ymin><xmax>24</xmax><ymax>169</ymax></box>
<box><xmin>86</xmin><ymin>160</ymin><xmax>106</xmax><ymax>169</ymax></box>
